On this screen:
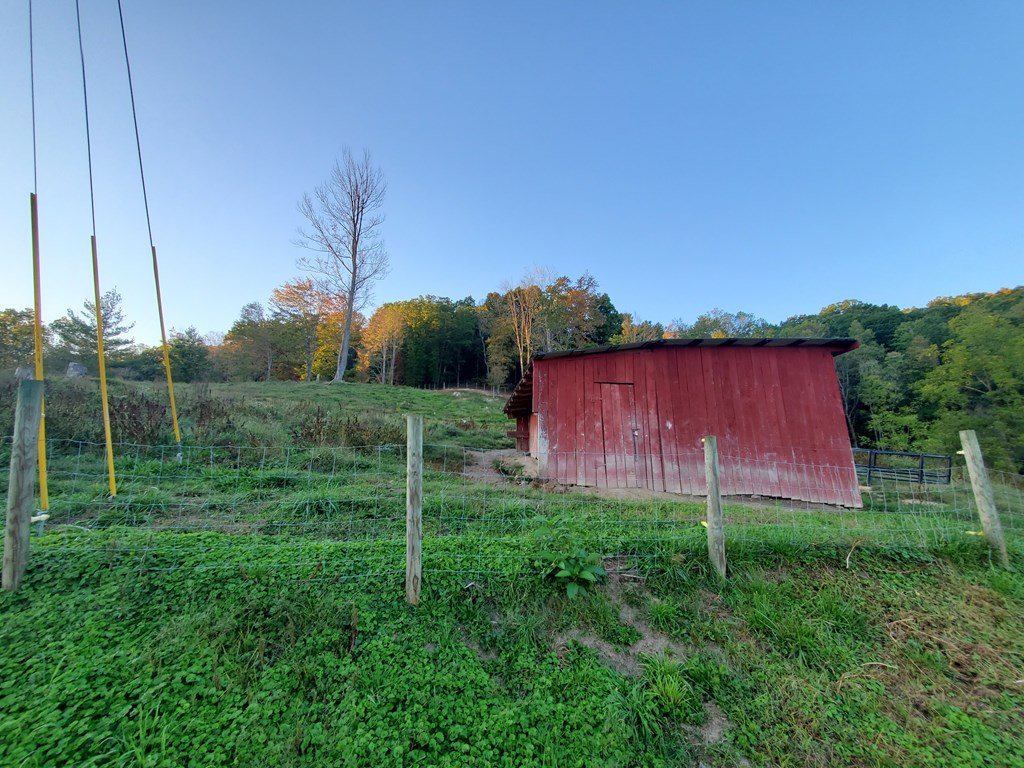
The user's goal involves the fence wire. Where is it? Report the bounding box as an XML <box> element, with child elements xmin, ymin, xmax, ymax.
<box><xmin>2</xmin><ymin>438</ymin><xmax>407</xmax><ymax>580</ymax></box>
<box><xmin>0</xmin><ymin>438</ymin><xmax>1020</xmax><ymax>581</ymax></box>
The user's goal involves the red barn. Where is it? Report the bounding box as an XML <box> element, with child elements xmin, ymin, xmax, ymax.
<box><xmin>504</xmin><ymin>338</ymin><xmax>862</xmax><ymax>507</ymax></box>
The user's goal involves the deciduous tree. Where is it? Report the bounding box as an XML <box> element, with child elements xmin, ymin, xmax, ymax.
<box><xmin>505</xmin><ymin>282</ymin><xmax>543</xmax><ymax>377</ymax></box>
<box><xmin>538</xmin><ymin>273</ymin><xmax>608</xmax><ymax>351</ymax></box>
<box><xmin>360</xmin><ymin>303</ymin><xmax>407</xmax><ymax>384</ymax></box>
<box><xmin>610</xmin><ymin>313</ymin><xmax>664</xmax><ymax>344</ymax></box>
<box><xmin>297</xmin><ymin>149</ymin><xmax>389</xmax><ymax>383</ymax></box>
<box><xmin>671</xmin><ymin>308</ymin><xmax>770</xmax><ymax>339</ymax></box>
<box><xmin>271</xmin><ymin>278</ymin><xmax>347</xmax><ymax>382</ymax></box>
<box><xmin>224</xmin><ymin>302</ymin><xmax>278</xmax><ymax>381</ymax></box>
<box><xmin>0</xmin><ymin>308</ymin><xmax>44</xmax><ymax>373</ymax></box>
<box><xmin>169</xmin><ymin>327</ymin><xmax>214</xmax><ymax>383</ymax></box>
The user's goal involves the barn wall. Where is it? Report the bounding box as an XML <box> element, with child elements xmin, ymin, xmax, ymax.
<box><xmin>533</xmin><ymin>346</ymin><xmax>861</xmax><ymax>507</ymax></box>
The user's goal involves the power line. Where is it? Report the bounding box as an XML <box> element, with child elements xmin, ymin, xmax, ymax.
<box><xmin>74</xmin><ymin>0</ymin><xmax>97</xmax><ymax>237</ymax></box>
<box><xmin>29</xmin><ymin>0</ymin><xmax>38</xmax><ymax>194</ymax></box>
<box><xmin>116</xmin><ymin>0</ymin><xmax>155</xmax><ymax>249</ymax></box>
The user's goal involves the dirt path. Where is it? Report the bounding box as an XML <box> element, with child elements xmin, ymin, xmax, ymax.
<box><xmin>461</xmin><ymin>448</ymin><xmax>537</xmax><ymax>485</ymax></box>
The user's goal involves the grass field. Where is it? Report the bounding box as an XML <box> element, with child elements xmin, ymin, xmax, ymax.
<box><xmin>1</xmin><ymin>378</ymin><xmax>1023</xmax><ymax>767</ymax></box>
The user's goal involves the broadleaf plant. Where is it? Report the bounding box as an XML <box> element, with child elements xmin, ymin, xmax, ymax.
<box><xmin>531</xmin><ymin>515</ymin><xmax>607</xmax><ymax>597</ymax></box>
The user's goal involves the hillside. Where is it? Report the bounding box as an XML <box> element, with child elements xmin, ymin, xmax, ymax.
<box><xmin>1</xmin><ymin>380</ymin><xmax>1023</xmax><ymax>767</ymax></box>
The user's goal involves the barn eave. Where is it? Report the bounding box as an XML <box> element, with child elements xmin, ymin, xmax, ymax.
<box><xmin>503</xmin><ymin>362</ymin><xmax>534</xmax><ymax>417</ymax></box>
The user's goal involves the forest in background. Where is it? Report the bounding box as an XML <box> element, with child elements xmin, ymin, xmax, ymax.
<box><xmin>0</xmin><ymin>280</ymin><xmax>1021</xmax><ymax>471</ymax></box>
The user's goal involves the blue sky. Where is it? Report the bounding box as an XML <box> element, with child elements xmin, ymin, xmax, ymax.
<box><xmin>1</xmin><ymin>1</ymin><xmax>1022</xmax><ymax>345</ymax></box>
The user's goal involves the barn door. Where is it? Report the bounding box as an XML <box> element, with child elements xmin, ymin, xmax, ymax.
<box><xmin>599</xmin><ymin>383</ymin><xmax>646</xmax><ymax>489</ymax></box>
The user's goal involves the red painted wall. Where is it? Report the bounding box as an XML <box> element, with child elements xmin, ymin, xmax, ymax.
<box><xmin>531</xmin><ymin>346</ymin><xmax>861</xmax><ymax>507</ymax></box>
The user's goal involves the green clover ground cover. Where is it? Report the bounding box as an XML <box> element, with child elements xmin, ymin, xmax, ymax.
<box><xmin>3</xmin><ymin>531</ymin><xmax>1024</xmax><ymax>767</ymax></box>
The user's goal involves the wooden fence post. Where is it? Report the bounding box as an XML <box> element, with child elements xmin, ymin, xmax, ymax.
<box><xmin>703</xmin><ymin>435</ymin><xmax>727</xmax><ymax>579</ymax></box>
<box><xmin>406</xmin><ymin>414</ymin><xmax>423</xmax><ymax>605</ymax></box>
<box><xmin>4</xmin><ymin>380</ymin><xmax>45</xmax><ymax>591</ymax></box>
<box><xmin>959</xmin><ymin>430</ymin><xmax>1009</xmax><ymax>568</ymax></box>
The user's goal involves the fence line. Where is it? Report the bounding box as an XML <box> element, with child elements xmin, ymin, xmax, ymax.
<box><xmin>0</xmin><ymin>433</ymin><xmax>1020</xmax><ymax>588</ymax></box>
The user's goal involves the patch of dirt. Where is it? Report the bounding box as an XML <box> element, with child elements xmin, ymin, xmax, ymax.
<box><xmin>458</xmin><ymin>624</ymin><xmax>497</xmax><ymax>666</ymax></box>
<box><xmin>554</xmin><ymin>629</ymin><xmax>644</xmax><ymax>676</ymax></box>
<box><xmin>553</xmin><ymin>559</ymin><xmax>692</xmax><ymax>677</ymax></box>
<box><xmin>462</xmin><ymin>449</ymin><xmax>537</xmax><ymax>485</ymax></box>
<box><xmin>699</xmin><ymin>700</ymin><xmax>731</xmax><ymax>745</ymax></box>
<box><xmin>442</xmin><ymin>387</ymin><xmax>505</xmax><ymax>400</ymax></box>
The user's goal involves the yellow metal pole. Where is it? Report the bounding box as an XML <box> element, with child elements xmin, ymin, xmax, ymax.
<box><xmin>151</xmin><ymin>246</ymin><xmax>181</xmax><ymax>450</ymax></box>
<box><xmin>90</xmin><ymin>235</ymin><xmax>117</xmax><ymax>497</ymax></box>
<box><xmin>30</xmin><ymin>193</ymin><xmax>49</xmax><ymax>518</ymax></box>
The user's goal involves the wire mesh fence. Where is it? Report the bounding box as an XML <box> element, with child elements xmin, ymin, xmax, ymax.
<box><xmin>1</xmin><ymin>436</ymin><xmax>1021</xmax><ymax>586</ymax></box>
<box><xmin>2</xmin><ymin>437</ymin><xmax>409</xmax><ymax>581</ymax></box>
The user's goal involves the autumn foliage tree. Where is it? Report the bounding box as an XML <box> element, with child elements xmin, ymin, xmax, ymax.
<box><xmin>359</xmin><ymin>303</ymin><xmax>406</xmax><ymax>384</ymax></box>
<box><xmin>483</xmin><ymin>271</ymin><xmax>619</xmax><ymax>385</ymax></box>
<box><xmin>610</xmin><ymin>314</ymin><xmax>665</xmax><ymax>344</ymax></box>
<box><xmin>271</xmin><ymin>278</ymin><xmax>347</xmax><ymax>382</ymax></box>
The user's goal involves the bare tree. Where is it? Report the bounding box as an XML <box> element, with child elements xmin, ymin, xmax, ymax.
<box><xmin>502</xmin><ymin>281</ymin><xmax>543</xmax><ymax>377</ymax></box>
<box><xmin>296</xmin><ymin>149</ymin><xmax>389</xmax><ymax>382</ymax></box>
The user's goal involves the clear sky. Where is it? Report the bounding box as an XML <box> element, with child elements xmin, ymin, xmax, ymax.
<box><xmin>2</xmin><ymin>1</ymin><xmax>1022</xmax><ymax>345</ymax></box>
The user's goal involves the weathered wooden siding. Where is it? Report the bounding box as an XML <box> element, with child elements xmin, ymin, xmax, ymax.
<box><xmin>532</xmin><ymin>346</ymin><xmax>861</xmax><ymax>507</ymax></box>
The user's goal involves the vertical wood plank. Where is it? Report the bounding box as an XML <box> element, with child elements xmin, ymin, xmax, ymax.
<box><xmin>600</xmin><ymin>383</ymin><xmax>623</xmax><ymax>489</ymax></box>
<box><xmin>809</xmin><ymin>351</ymin><xmax>830</xmax><ymax>499</ymax></box>
<box><xmin>624</xmin><ymin>352</ymin><xmax>643</xmax><ymax>488</ymax></box>
<box><xmin>698</xmin><ymin>349</ymin><xmax>720</xmax><ymax>486</ymax></box>
<box><xmin>563</xmin><ymin>358</ymin><xmax>579</xmax><ymax>487</ymax></box>
<box><xmin>773</xmin><ymin>348</ymin><xmax>797</xmax><ymax>499</ymax></box>
<box><xmin>550</xmin><ymin>359</ymin><xmax>564</xmax><ymax>483</ymax></box>
<box><xmin>723</xmin><ymin>349</ymin><xmax>751</xmax><ymax>495</ymax></box>
<box><xmin>706</xmin><ymin>349</ymin><xmax>737</xmax><ymax>496</ymax></box>
<box><xmin>574</xmin><ymin>358</ymin><xmax>586</xmax><ymax>487</ymax></box>
<box><xmin>959</xmin><ymin>430</ymin><xmax>1009</xmax><ymax>568</ymax></box>
<box><xmin>806</xmin><ymin>349</ymin><xmax>832</xmax><ymax>503</ymax></box>
<box><xmin>778</xmin><ymin>349</ymin><xmax>813</xmax><ymax>503</ymax></box>
<box><xmin>758</xmin><ymin>350</ymin><xmax>787</xmax><ymax>499</ymax></box>
<box><xmin>652</xmin><ymin>348</ymin><xmax>678</xmax><ymax>493</ymax></box>
<box><xmin>704</xmin><ymin>435</ymin><xmax>727</xmax><ymax>579</ymax></box>
<box><xmin>744</xmin><ymin>349</ymin><xmax>769</xmax><ymax>497</ymax></box>
<box><xmin>642</xmin><ymin>350</ymin><xmax>665</xmax><ymax>492</ymax></box>
<box><xmin>405</xmin><ymin>414</ymin><xmax>423</xmax><ymax>605</ymax></box>
<box><xmin>582</xmin><ymin>356</ymin><xmax>599</xmax><ymax>487</ymax></box>
<box><xmin>548</xmin><ymin>359</ymin><xmax>561</xmax><ymax>482</ymax></box>
<box><xmin>618</xmin><ymin>385</ymin><xmax>634</xmax><ymax>487</ymax></box>
<box><xmin>557</xmin><ymin>358</ymin><xmax>570</xmax><ymax>485</ymax></box>
<box><xmin>794</xmin><ymin>348</ymin><xmax>820</xmax><ymax>502</ymax></box>
<box><xmin>3</xmin><ymin>380</ymin><xmax>45</xmax><ymax>591</ymax></box>
<box><xmin>679</xmin><ymin>348</ymin><xmax>707</xmax><ymax>495</ymax></box>
<box><xmin>632</xmin><ymin>352</ymin><xmax>652</xmax><ymax>489</ymax></box>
